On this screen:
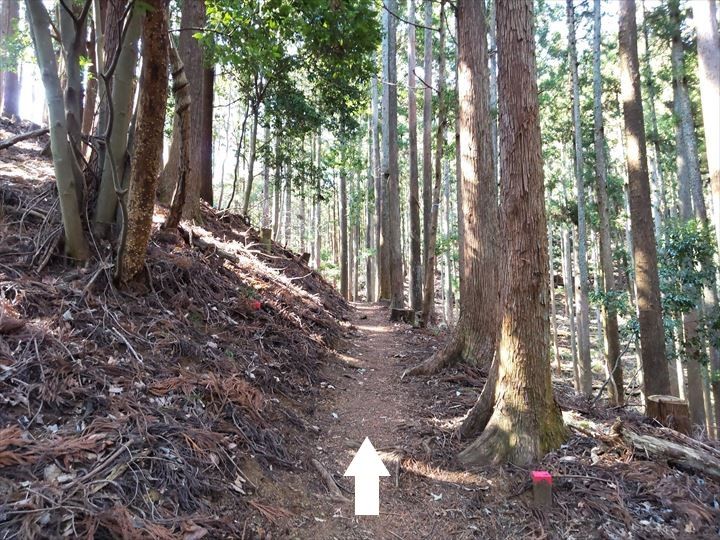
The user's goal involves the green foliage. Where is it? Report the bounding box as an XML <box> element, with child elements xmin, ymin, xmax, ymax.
<box><xmin>0</xmin><ymin>20</ymin><xmax>29</xmax><ymax>72</ymax></box>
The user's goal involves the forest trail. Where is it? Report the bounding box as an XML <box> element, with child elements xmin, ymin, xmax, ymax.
<box><xmin>272</xmin><ymin>303</ymin><xmax>490</xmax><ymax>539</ymax></box>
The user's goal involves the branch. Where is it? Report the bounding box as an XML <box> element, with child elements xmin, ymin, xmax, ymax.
<box><xmin>383</xmin><ymin>2</ymin><xmax>439</xmax><ymax>32</ymax></box>
<box><xmin>0</xmin><ymin>128</ymin><xmax>49</xmax><ymax>150</ymax></box>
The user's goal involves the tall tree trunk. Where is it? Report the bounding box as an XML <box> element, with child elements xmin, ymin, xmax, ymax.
<box><xmin>93</xmin><ymin>7</ymin><xmax>142</xmax><ymax>236</ymax></box>
<box><xmin>370</xmin><ymin>74</ymin><xmax>383</xmax><ymax>298</ymax></box>
<box><xmin>640</xmin><ymin>0</ymin><xmax>666</xmax><ymax>238</ymax></box>
<box><xmin>157</xmin><ymin>0</ymin><xmax>210</xmax><ymax>219</ymax></box>
<box><xmin>384</xmin><ymin>0</ymin><xmax>404</xmax><ymax>310</ymax></box>
<box><xmin>199</xmin><ymin>62</ymin><xmax>214</xmax><ymax>205</ymax></box>
<box><xmin>671</xmin><ymin>0</ymin><xmax>707</xmax><ymax>428</ymax></box>
<box><xmin>458</xmin><ymin>0</ymin><xmax>567</xmax><ymax>466</ymax></box>
<box><xmin>366</xmin><ymin>117</ymin><xmax>376</xmax><ymax>301</ymax></box>
<box><xmin>422</xmin><ymin>0</ymin><xmax>433</xmax><ymax>263</ymax></box>
<box><xmin>242</xmin><ymin>106</ymin><xmax>259</xmax><ymax>216</ymax></box>
<box><xmin>273</xmin><ymin>133</ymin><xmax>281</xmax><ymax>239</ymax></box>
<box><xmin>117</xmin><ymin>0</ymin><xmax>168</xmax><ymax>283</ymax></box>
<box><xmin>488</xmin><ymin>0</ymin><xmax>499</xmax><ymax>187</ymax></box>
<box><xmin>81</xmin><ymin>27</ymin><xmax>98</xmax><ymax>146</ymax></box>
<box><xmin>314</xmin><ymin>131</ymin><xmax>322</xmax><ymax>269</ymax></box>
<box><xmin>340</xmin><ymin>170</ymin><xmax>349</xmax><ymax>300</ymax></box>
<box><xmin>563</xmin><ymin>227</ymin><xmax>581</xmax><ymax>390</ymax></box>
<box><xmin>593</xmin><ymin>0</ymin><xmax>624</xmax><ymax>405</ymax></box>
<box><xmin>618</xmin><ymin>0</ymin><xmax>671</xmax><ymax>402</ymax></box>
<box><xmin>379</xmin><ymin>40</ymin><xmax>391</xmax><ymax>301</ymax></box>
<box><xmin>407</xmin><ymin>0</ymin><xmax>498</xmax><ymax>374</ymax></box>
<box><xmin>443</xmin><ymin>158</ymin><xmax>454</xmax><ymax>326</ymax></box>
<box><xmin>548</xmin><ymin>228</ymin><xmax>561</xmax><ymax>373</ymax></box>
<box><xmin>408</xmin><ymin>0</ymin><xmax>423</xmax><ymax>312</ymax></box>
<box><xmin>1</xmin><ymin>0</ymin><xmax>19</xmax><ymax>118</ymax></box>
<box><xmin>26</xmin><ymin>0</ymin><xmax>89</xmax><ymax>261</ymax></box>
<box><xmin>692</xmin><ymin>0</ymin><xmax>720</xmax><ymax>255</ymax></box>
<box><xmin>59</xmin><ymin>4</ymin><xmax>86</xmax><ymax>149</ymax></box>
<box><xmin>284</xmin><ymin>165</ymin><xmax>292</xmax><ymax>246</ymax></box>
<box><xmin>420</xmin><ymin>0</ymin><xmax>446</xmax><ymax>326</ymax></box>
<box><xmin>567</xmin><ymin>0</ymin><xmax>593</xmax><ymax>398</ymax></box>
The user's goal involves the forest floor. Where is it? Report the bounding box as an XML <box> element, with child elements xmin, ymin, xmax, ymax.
<box><xmin>1</xmin><ymin>118</ymin><xmax>720</xmax><ymax>539</ymax></box>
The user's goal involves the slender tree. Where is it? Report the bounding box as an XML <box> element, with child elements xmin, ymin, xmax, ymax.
<box><xmin>408</xmin><ymin>0</ymin><xmax>423</xmax><ymax>312</ymax></box>
<box><xmin>422</xmin><ymin>0</ymin><xmax>433</xmax><ymax>261</ymax></box>
<box><xmin>1</xmin><ymin>0</ymin><xmax>19</xmax><ymax>118</ymax></box>
<box><xmin>383</xmin><ymin>0</ymin><xmax>404</xmax><ymax>310</ymax></box>
<box><xmin>566</xmin><ymin>0</ymin><xmax>593</xmax><ymax>397</ymax></box>
<box><xmin>26</xmin><ymin>0</ymin><xmax>89</xmax><ymax>261</ymax></box>
<box><xmin>592</xmin><ymin>0</ymin><xmax>624</xmax><ymax>405</ymax></box>
<box><xmin>458</xmin><ymin>0</ymin><xmax>566</xmax><ymax>466</ymax></box>
<box><xmin>118</xmin><ymin>0</ymin><xmax>169</xmax><ymax>283</ymax></box>
<box><xmin>420</xmin><ymin>0</ymin><xmax>446</xmax><ymax>325</ymax></box>
<box><xmin>618</xmin><ymin>0</ymin><xmax>671</xmax><ymax>401</ymax></box>
<box><xmin>340</xmin><ymin>168</ymin><xmax>349</xmax><ymax>300</ymax></box>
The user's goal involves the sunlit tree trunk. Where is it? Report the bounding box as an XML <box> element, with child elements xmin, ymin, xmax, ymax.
<box><xmin>671</xmin><ymin>0</ymin><xmax>707</xmax><ymax>428</ymax></box>
<box><xmin>562</xmin><ymin>227</ymin><xmax>580</xmax><ymax>390</ymax></box>
<box><xmin>593</xmin><ymin>0</ymin><xmax>623</xmax><ymax>405</ymax></box>
<box><xmin>548</xmin><ymin>228</ymin><xmax>561</xmax><ymax>374</ymax></box>
<box><xmin>566</xmin><ymin>0</ymin><xmax>592</xmax><ymax>397</ymax></box>
<box><xmin>1</xmin><ymin>0</ymin><xmax>19</xmax><ymax>118</ymax></box>
<box><xmin>408</xmin><ymin>0</ymin><xmax>423</xmax><ymax>312</ymax></box>
<box><xmin>618</xmin><ymin>0</ymin><xmax>671</xmax><ymax>402</ymax></box>
<box><xmin>26</xmin><ymin>0</ymin><xmax>89</xmax><ymax>261</ymax></box>
<box><xmin>117</xmin><ymin>0</ymin><xmax>168</xmax><ymax>283</ymax></box>
<box><xmin>273</xmin><ymin>132</ymin><xmax>281</xmax><ymax>239</ymax></box>
<box><xmin>692</xmin><ymin>0</ymin><xmax>720</xmax><ymax>255</ymax></box>
<box><xmin>458</xmin><ymin>0</ymin><xmax>566</xmax><ymax>466</ymax></box>
<box><xmin>366</xmin><ymin>116</ymin><xmax>376</xmax><ymax>300</ymax></box>
<box><xmin>261</xmin><ymin>124</ymin><xmax>272</xmax><ymax>238</ymax></box>
<box><xmin>242</xmin><ymin>105</ymin><xmax>259</xmax><ymax>216</ymax></box>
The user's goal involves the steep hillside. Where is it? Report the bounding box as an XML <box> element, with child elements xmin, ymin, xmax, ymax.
<box><xmin>0</xmin><ymin>119</ymin><xmax>350</xmax><ymax>538</ymax></box>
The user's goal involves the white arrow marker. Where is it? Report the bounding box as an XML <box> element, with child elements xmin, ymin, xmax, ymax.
<box><xmin>344</xmin><ymin>437</ymin><xmax>390</xmax><ymax>515</ymax></box>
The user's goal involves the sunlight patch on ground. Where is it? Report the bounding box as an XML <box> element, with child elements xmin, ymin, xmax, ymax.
<box><xmin>333</xmin><ymin>352</ymin><xmax>363</xmax><ymax>367</ymax></box>
<box><xmin>429</xmin><ymin>414</ymin><xmax>466</xmax><ymax>431</ymax></box>
<box><xmin>355</xmin><ymin>324</ymin><xmax>391</xmax><ymax>334</ymax></box>
<box><xmin>399</xmin><ymin>458</ymin><xmax>488</xmax><ymax>487</ymax></box>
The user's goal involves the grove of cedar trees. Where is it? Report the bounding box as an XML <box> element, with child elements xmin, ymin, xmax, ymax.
<box><xmin>7</xmin><ymin>0</ymin><xmax>720</xmax><ymax>463</ymax></box>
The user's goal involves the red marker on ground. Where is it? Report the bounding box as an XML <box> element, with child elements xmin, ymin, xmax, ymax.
<box><xmin>531</xmin><ymin>470</ymin><xmax>552</xmax><ymax>508</ymax></box>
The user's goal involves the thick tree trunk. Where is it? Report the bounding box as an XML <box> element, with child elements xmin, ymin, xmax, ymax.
<box><xmin>408</xmin><ymin>0</ymin><xmax>498</xmax><ymax>374</ymax></box>
<box><xmin>384</xmin><ymin>0</ymin><xmax>404</xmax><ymax>310</ymax></box>
<box><xmin>458</xmin><ymin>0</ymin><xmax>567</xmax><ymax>466</ymax></box>
<box><xmin>81</xmin><ymin>28</ymin><xmax>98</xmax><ymax>146</ymax></box>
<box><xmin>117</xmin><ymin>0</ymin><xmax>168</xmax><ymax>283</ymax></box>
<box><xmin>26</xmin><ymin>0</ymin><xmax>89</xmax><ymax>261</ymax></box>
<box><xmin>59</xmin><ymin>4</ymin><xmax>87</xmax><ymax>149</ymax></box>
<box><xmin>422</xmin><ymin>0</ymin><xmax>433</xmax><ymax>263</ymax></box>
<box><xmin>1</xmin><ymin>0</ymin><xmax>19</xmax><ymax>118</ymax></box>
<box><xmin>618</xmin><ymin>0</ymin><xmax>671</xmax><ymax>402</ymax></box>
<box><xmin>692</xmin><ymin>0</ymin><xmax>720</xmax><ymax>255</ymax></box>
<box><xmin>420</xmin><ymin>0</ymin><xmax>446</xmax><ymax>326</ymax></box>
<box><xmin>94</xmin><ymin>8</ymin><xmax>142</xmax><ymax>235</ymax></box>
<box><xmin>371</xmin><ymin>74</ymin><xmax>382</xmax><ymax>299</ymax></box>
<box><xmin>567</xmin><ymin>0</ymin><xmax>593</xmax><ymax>398</ymax></box>
<box><xmin>199</xmin><ymin>63</ymin><xmax>214</xmax><ymax>205</ymax></box>
<box><xmin>593</xmin><ymin>0</ymin><xmax>624</xmax><ymax>406</ymax></box>
<box><xmin>407</xmin><ymin>0</ymin><xmax>423</xmax><ymax>312</ymax></box>
<box><xmin>340</xmin><ymin>170</ymin><xmax>349</xmax><ymax>300</ymax></box>
<box><xmin>670</xmin><ymin>0</ymin><xmax>707</xmax><ymax>429</ymax></box>
<box><xmin>443</xmin><ymin>159</ymin><xmax>453</xmax><ymax>326</ymax></box>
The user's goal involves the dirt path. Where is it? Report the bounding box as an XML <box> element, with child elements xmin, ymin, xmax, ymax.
<box><xmin>274</xmin><ymin>303</ymin><xmax>488</xmax><ymax>539</ymax></box>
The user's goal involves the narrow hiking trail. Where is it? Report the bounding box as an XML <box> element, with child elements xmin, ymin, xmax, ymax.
<box><xmin>270</xmin><ymin>303</ymin><xmax>504</xmax><ymax>539</ymax></box>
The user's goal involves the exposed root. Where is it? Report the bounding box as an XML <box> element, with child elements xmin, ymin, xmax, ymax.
<box><xmin>401</xmin><ymin>335</ymin><xmax>462</xmax><ymax>378</ymax></box>
<box><xmin>457</xmin><ymin>357</ymin><xmax>498</xmax><ymax>439</ymax></box>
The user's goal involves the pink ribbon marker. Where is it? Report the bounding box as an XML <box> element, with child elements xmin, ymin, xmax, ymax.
<box><xmin>531</xmin><ymin>470</ymin><xmax>553</xmax><ymax>508</ymax></box>
<box><xmin>531</xmin><ymin>470</ymin><xmax>553</xmax><ymax>485</ymax></box>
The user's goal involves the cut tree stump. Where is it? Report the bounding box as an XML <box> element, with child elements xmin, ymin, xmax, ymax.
<box><xmin>646</xmin><ymin>394</ymin><xmax>691</xmax><ymax>435</ymax></box>
<box><xmin>612</xmin><ymin>420</ymin><xmax>720</xmax><ymax>482</ymax></box>
<box><xmin>390</xmin><ymin>308</ymin><xmax>416</xmax><ymax>325</ymax></box>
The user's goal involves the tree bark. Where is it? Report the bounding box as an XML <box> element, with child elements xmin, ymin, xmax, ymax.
<box><xmin>1</xmin><ymin>0</ymin><xmax>19</xmax><ymax>118</ymax></box>
<box><xmin>366</xmin><ymin>117</ymin><xmax>376</xmax><ymax>301</ymax></box>
<box><xmin>384</xmin><ymin>0</ymin><xmax>404</xmax><ymax>311</ymax></box>
<box><xmin>567</xmin><ymin>0</ymin><xmax>593</xmax><ymax>398</ymax></box>
<box><xmin>692</xmin><ymin>0</ymin><xmax>720</xmax><ymax>256</ymax></box>
<box><xmin>458</xmin><ymin>0</ymin><xmax>567</xmax><ymax>466</ymax></box>
<box><xmin>242</xmin><ymin>105</ymin><xmax>259</xmax><ymax>216</ymax></box>
<box><xmin>670</xmin><ymin>0</ymin><xmax>707</xmax><ymax>429</ymax></box>
<box><xmin>94</xmin><ymin>7</ymin><xmax>142</xmax><ymax>236</ymax></box>
<box><xmin>593</xmin><ymin>0</ymin><xmax>624</xmax><ymax>406</ymax></box>
<box><xmin>157</xmin><ymin>0</ymin><xmax>210</xmax><ymax>218</ymax></box>
<box><xmin>163</xmin><ymin>38</ymin><xmax>192</xmax><ymax>230</ymax></box>
<box><xmin>618</xmin><ymin>0</ymin><xmax>671</xmax><ymax>402</ymax></box>
<box><xmin>117</xmin><ymin>0</ymin><xmax>168</xmax><ymax>283</ymax></box>
<box><xmin>261</xmin><ymin>124</ymin><xmax>272</xmax><ymax>235</ymax></box>
<box><xmin>284</xmin><ymin>164</ymin><xmax>292</xmax><ymax>246</ymax></box>
<box><xmin>422</xmin><ymin>0</ymin><xmax>433</xmax><ymax>264</ymax></box>
<box><xmin>314</xmin><ymin>131</ymin><xmax>322</xmax><ymax>269</ymax></box>
<box><xmin>26</xmin><ymin>0</ymin><xmax>89</xmax><ymax>261</ymax></box>
<box><xmin>420</xmin><ymin>0</ymin><xmax>446</xmax><ymax>326</ymax></box>
<box><xmin>340</xmin><ymin>169</ymin><xmax>349</xmax><ymax>300</ymax></box>
<box><xmin>408</xmin><ymin>0</ymin><xmax>423</xmax><ymax>312</ymax></box>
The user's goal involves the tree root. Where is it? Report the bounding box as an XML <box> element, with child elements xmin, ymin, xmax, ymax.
<box><xmin>310</xmin><ymin>458</ymin><xmax>350</xmax><ymax>503</ymax></box>
<box><xmin>457</xmin><ymin>357</ymin><xmax>498</xmax><ymax>439</ymax></box>
<box><xmin>401</xmin><ymin>336</ymin><xmax>462</xmax><ymax>378</ymax></box>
